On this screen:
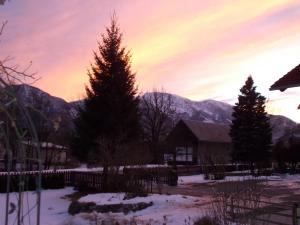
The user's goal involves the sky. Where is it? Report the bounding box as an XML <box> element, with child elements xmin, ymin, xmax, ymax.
<box><xmin>0</xmin><ymin>0</ymin><xmax>300</xmax><ymax>122</ymax></box>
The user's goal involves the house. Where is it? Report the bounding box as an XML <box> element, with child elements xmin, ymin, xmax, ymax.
<box><xmin>0</xmin><ymin>141</ymin><xmax>68</xmax><ymax>171</ymax></box>
<box><xmin>24</xmin><ymin>142</ymin><xmax>68</xmax><ymax>169</ymax></box>
<box><xmin>270</xmin><ymin>64</ymin><xmax>300</xmax><ymax>91</ymax></box>
<box><xmin>165</xmin><ymin>119</ymin><xmax>231</xmax><ymax>165</ymax></box>
<box><xmin>270</xmin><ymin>63</ymin><xmax>300</xmax><ymax>108</ymax></box>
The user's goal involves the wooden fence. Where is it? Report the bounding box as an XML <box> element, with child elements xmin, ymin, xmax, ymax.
<box><xmin>0</xmin><ymin>170</ymin><xmax>69</xmax><ymax>192</ymax></box>
<box><xmin>227</xmin><ymin>198</ymin><xmax>300</xmax><ymax>225</ymax></box>
<box><xmin>0</xmin><ymin>167</ymin><xmax>177</xmax><ymax>193</ymax></box>
<box><xmin>175</xmin><ymin>164</ymin><xmax>253</xmax><ymax>176</ymax></box>
<box><xmin>0</xmin><ymin>164</ymin><xmax>275</xmax><ymax>193</ymax></box>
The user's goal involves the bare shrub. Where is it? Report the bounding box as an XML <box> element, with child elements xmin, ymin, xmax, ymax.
<box><xmin>86</xmin><ymin>136</ymin><xmax>154</xmax><ymax>194</ymax></box>
<box><xmin>0</xmin><ymin>21</ymin><xmax>43</xmax><ymax>225</ymax></box>
<box><xmin>123</xmin><ymin>169</ymin><xmax>149</xmax><ymax>197</ymax></box>
<box><xmin>209</xmin><ymin>178</ymin><xmax>265</xmax><ymax>225</ymax></box>
<box><xmin>79</xmin><ymin>213</ymin><xmax>158</xmax><ymax>225</ymax></box>
<box><xmin>200</xmin><ymin>149</ymin><xmax>228</xmax><ymax>181</ymax></box>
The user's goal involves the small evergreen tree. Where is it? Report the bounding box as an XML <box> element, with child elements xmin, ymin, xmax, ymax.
<box><xmin>72</xmin><ymin>17</ymin><xmax>140</xmax><ymax>162</ymax></box>
<box><xmin>230</xmin><ymin>76</ymin><xmax>272</xmax><ymax>169</ymax></box>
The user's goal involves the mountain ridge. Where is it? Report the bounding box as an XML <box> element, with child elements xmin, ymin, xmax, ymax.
<box><xmin>11</xmin><ymin>84</ymin><xmax>298</xmax><ymax>143</ymax></box>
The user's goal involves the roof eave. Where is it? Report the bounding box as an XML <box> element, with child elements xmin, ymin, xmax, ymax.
<box><xmin>270</xmin><ymin>83</ymin><xmax>300</xmax><ymax>92</ymax></box>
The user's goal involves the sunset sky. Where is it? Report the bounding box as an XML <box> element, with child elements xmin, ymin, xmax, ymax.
<box><xmin>1</xmin><ymin>0</ymin><xmax>300</xmax><ymax>122</ymax></box>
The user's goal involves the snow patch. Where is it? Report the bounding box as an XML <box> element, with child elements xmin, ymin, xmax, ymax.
<box><xmin>77</xmin><ymin>193</ymin><xmax>206</xmax><ymax>225</ymax></box>
<box><xmin>0</xmin><ymin>187</ymin><xmax>75</xmax><ymax>225</ymax></box>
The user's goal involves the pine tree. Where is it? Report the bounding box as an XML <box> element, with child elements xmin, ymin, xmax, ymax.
<box><xmin>230</xmin><ymin>76</ymin><xmax>272</xmax><ymax>168</ymax></box>
<box><xmin>72</xmin><ymin>17</ymin><xmax>140</xmax><ymax>162</ymax></box>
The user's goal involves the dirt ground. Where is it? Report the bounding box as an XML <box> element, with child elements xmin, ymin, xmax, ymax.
<box><xmin>154</xmin><ymin>177</ymin><xmax>300</xmax><ymax>205</ymax></box>
<box><xmin>153</xmin><ymin>177</ymin><xmax>300</xmax><ymax>224</ymax></box>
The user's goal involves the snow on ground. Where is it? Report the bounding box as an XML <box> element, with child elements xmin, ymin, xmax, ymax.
<box><xmin>0</xmin><ymin>173</ymin><xmax>299</xmax><ymax>225</ymax></box>
<box><xmin>72</xmin><ymin>164</ymin><xmax>169</xmax><ymax>172</ymax></box>
<box><xmin>75</xmin><ymin>193</ymin><xmax>206</xmax><ymax>225</ymax></box>
<box><xmin>224</xmin><ymin>174</ymin><xmax>300</xmax><ymax>182</ymax></box>
<box><xmin>0</xmin><ymin>187</ymin><xmax>75</xmax><ymax>225</ymax></box>
<box><xmin>278</xmin><ymin>174</ymin><xmax>300</xmax><ymax>181</ymax></box>
<box><xmin>224</xmin><ymin>175</ymin><xmax>282</xmax><ymax>182</ymax></box>
<box><xmin>0</xmin><ymin>188</ymin><xmax>207</xmax><ymax>225</ymax></box>
<box><xmin>178</xmin><ymin>173</ymin><xmax>300</xmax><ymax>186</ymax></box>
<box><xmin>72</xmin><ymin>173</ymin><xmax>300</xmax><ymax>224</ymax></box>
<box><xmin>178</xmin><ymin>174</ymin><xmax>212</xmax><ymax>185</ymax></box>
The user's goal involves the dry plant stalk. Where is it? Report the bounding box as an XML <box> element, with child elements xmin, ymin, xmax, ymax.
<box><xmin>1</xmin><ymin>21</ymin><xmax>42</xmax><ymax>225</ymax></box>
<box><xmin>210</xmin><ymin>178</ymin><xmax>266</xmax><ymax>225</ymax></box>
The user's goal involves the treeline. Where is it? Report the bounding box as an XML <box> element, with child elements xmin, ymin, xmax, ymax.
<box><xmin>273</xmin><ymin>135</ymin><xmax>300</xmax><ymax>172</ymax></box>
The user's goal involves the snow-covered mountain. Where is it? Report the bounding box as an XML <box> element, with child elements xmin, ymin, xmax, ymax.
<box><xmin>142</xmin><ymin>92</ymin><xmax>298</xmax><ymax>142</ymax></box>
<box><xmin>8</xmin><ymin>84</ymin><xmax>74</xmax><ymax>137</ymax></box>
<box><xmin>269</xmin><ymin>115</ymin><xmax>298</xmax><ymax>142</ymax></box>
<box><xmin>10</xmin><ymin>84</ymin><xmax>72</xmax><ymax>117</ymax></box>
<box><xmin>8</xmin><ymin>85</ymin><xmax>298</xmax><ymax>143</ymax></box>
<box><xmin>157</xmin><ymin>93</ymin><xmax>233</xmax><ymax>124</ymax></box>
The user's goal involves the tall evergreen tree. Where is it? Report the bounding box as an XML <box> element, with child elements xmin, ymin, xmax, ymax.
<box><xmin>230</xmin><ymin>76</ymin><xmax>272</xmax><ymax>167</ymax></box>
<box><xmin>72</xmin><ymin>17</ymin><xmax>140</xmax><ymax>162</ymax></box>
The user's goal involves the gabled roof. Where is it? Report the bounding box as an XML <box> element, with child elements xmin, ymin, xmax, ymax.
<box><xmin>270</xmin><ymin>64</ymin><xmax>300</xmax><ymax>91</ymax></box>
<box><xmin>182</xmin><ymin>119</ymin><xmax>231</xmax><ymax>143</ymax></box>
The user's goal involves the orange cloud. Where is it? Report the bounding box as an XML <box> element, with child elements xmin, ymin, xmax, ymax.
<box><xmin>1</xmin><ymin>0</ymin><xmax>300</xmax><ymax>122</ymax></box>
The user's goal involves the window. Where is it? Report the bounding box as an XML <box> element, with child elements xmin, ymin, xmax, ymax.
<box><xmin>176</xmin><ymin>147</ymin><xmax>193</xmax><ymax>162</ymax></box>
<box><xmin>164</xmin><ymin>154</ymin><xmax>173</xmax><ymax>162</ymax></box>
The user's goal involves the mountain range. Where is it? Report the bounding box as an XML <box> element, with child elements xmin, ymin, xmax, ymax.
<box><xmin>11</xmin><ymin>84</ymin><xmax>298</xmax><ymax>143</ymax></box>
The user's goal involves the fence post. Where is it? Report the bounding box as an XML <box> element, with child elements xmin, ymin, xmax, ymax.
<box><xmin>293</xmin><ymin>203</ymin><xmax>298</xmax><ymax>225</ymax></box>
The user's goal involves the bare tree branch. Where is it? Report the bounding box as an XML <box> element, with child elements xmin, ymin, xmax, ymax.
<box><xmin>0</xmin><ymin>22</ymin><xmax>39</xmax><ymax>85</ymax></box>
<box><xmin>141</xmin><ymin>88</ymin><xmax>177</xmax><ymax>163</ymax></box>
<box><xmin>0</xmin><ymin>17</ymin><xmax>42</xmax><ymax>225</ymax></box>
<box><xmin>0</xmin><ymin>20</ymin><xmax>7</xmax><ymax>36</ymax></box>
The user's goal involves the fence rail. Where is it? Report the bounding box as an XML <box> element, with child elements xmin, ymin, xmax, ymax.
<box><xmin>226</xmin><ymin>198</ymin><xmax>299</xmax><ymax>225</ymax></box>
<box><xmin>0</xmin><ymin>167</ymin><xmax>177</xmax><ymax>193</ymax></box>
<box><xmin>175</xmin><ymin>164</ymin><xmax>272</xmax><ymax>176</ymax></box>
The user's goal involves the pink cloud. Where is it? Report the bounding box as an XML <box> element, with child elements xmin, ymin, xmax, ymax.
<box><xmin>1</xmin><ymin>0</ymin><xmax>300</xmax><ymax>121</ymax></box>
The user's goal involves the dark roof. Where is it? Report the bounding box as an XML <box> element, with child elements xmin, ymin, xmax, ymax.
<box><xmin>182</xmin><ymin>119</ymin><xmax>231</xmax><ymax>143</ymax></box>
<box><xmin>270</xmin><ymin>64</ymin><xmax>300</xmax><ymax>91</ymax></box>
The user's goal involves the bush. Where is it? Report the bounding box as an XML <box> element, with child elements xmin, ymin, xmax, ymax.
<box><xmin>68</xmin><ymin>200</ymin><xmax>152</xmax><ymax>215</ymax></box>
<box><xmin>124</xmin><ymin>191</ymin><xmax>148</xmax><ymax>200</ymax></box>
<box><xmin>212</xmin><ymin>171</ymin><xmax>225</xmax><ymax>180</ymax></box>
<box><xmin>68</xmin><ymin>201</ymin><xmax>82</xmax><ymax>215</ymax></box>
<box><xmin>167</xmin><ymin>169</ymin><xmax>178</xmax><ymax>186</ymax></box>
<box><xmin>194</xmin><ymin>216</ymin><xmax>220</xmax><ymax>225</ymax></box>
<box><xmin>203</xmin><ymin>165</ymin><xmax>226</xmax><ymax>181</ymax></box>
